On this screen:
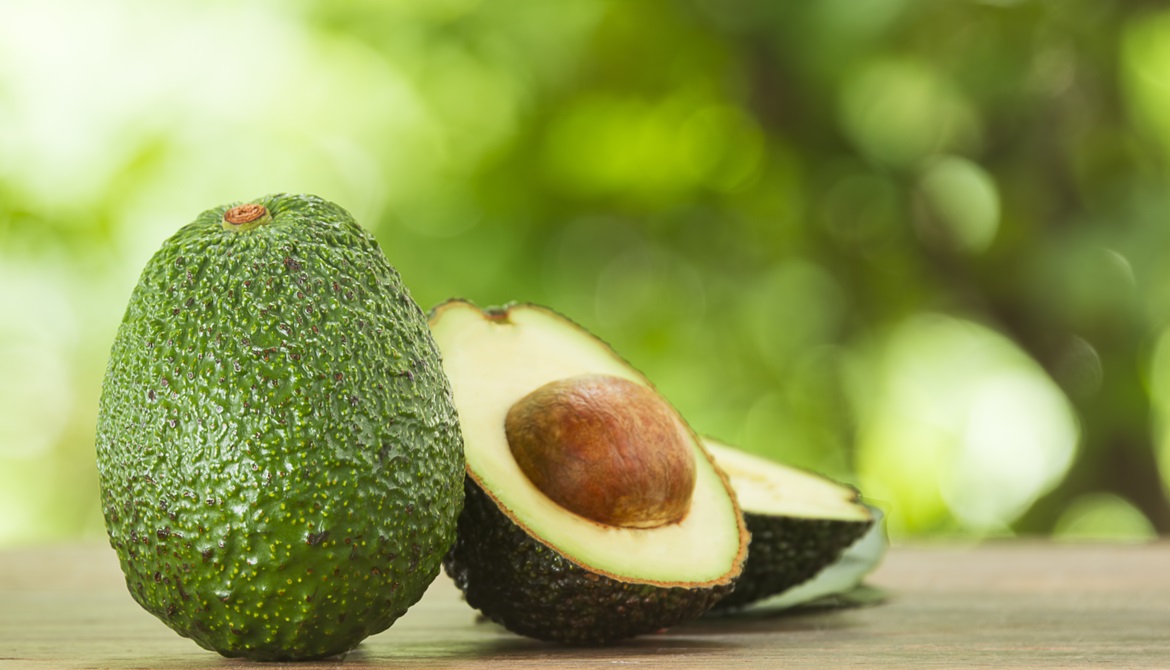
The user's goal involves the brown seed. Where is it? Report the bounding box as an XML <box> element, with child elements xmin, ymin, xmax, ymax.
<box><xmin>505</xmin><ymin>374</ymin><xmax>696</xmax><ymax>528</ymax></box>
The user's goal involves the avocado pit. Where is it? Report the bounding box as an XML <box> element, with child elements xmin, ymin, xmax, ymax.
<box><xmin>504</xmin><ymin>374</ymin><xmax>696</xmax><ymax>528</ymax></box>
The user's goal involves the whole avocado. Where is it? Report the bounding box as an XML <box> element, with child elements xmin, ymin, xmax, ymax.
<box><xmin>95</xmin><ymin>194</ymin><xmax>464</xmax><ymax>661</ymax></box>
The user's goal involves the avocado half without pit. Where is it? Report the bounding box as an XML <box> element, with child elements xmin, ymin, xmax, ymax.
<box><xmin>429</xmin><ymin>300</ymin><xmax>748</xmax><ymax>645</ymax></box>
<box><xmin>702</xmin><ymin>439</ymin><xmax>874</xmax><ymax>610</ymax></box>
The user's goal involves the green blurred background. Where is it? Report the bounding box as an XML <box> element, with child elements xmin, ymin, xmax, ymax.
<box><xmin>3</xmin><ymin>0</ymin><xmax>1169</xmax><ymax>546</ymax></box>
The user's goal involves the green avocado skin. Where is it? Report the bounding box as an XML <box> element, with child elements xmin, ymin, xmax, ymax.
<box><xmin>443</xmin><ymin>477</ymin><xmax>732</xmax><ymax>645</ymax></box>
<box><xmin>95</xmin><ymin>194</ymin><xmax>464</xmax><ymax>661</ymax></box>
<box><xmin>711</xmin><ymin>513</ymin><xmax>872</xmax><ymax>610</ymax></box>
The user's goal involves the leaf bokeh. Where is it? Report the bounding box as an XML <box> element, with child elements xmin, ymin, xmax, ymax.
<box><xmin>1</xmin><ymin>0</ymin><xmax>1168</xmax><ymax>544</ymax></box>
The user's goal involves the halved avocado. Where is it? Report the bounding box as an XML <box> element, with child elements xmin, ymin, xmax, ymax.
<box><xmin>429</xmin><ymin>300</ymin><xmax>748</xmax><ymax>644</ymax></box>
<box><xmin>703</xmin><ymin>438</ymin><xmax>874</xmax><ymax>610</ymax></box>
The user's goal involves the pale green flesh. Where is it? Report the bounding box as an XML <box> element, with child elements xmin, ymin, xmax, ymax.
<box><xmin>704</xmin><ymin>440</ymin><xmax>872</xmax><ymax>522</ymax></box>
<box><xmin>430</xmin><ymin>302</ymin><xmax>743</xmax><ymax>585</ymax></box>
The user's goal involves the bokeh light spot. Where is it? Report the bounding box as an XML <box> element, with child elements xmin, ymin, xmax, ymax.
<box><xmin>853</xmin><ymin>315</ymin><xmax>1079</xmax><ymax>536</ymax></box>
<box><xmin>1054</xmin><ymin>493</ymin><xmax>1155</xmax><ymax>541</ymax></box>
<box><xmin>917</xmin><ymin>156</ymin><xmax>1000</xmax><ymax>254</ymax></box>
<box><xmin>839</xmin><ymin>58</ymin><xmax>979</xmax><ymax>167</ymax></box>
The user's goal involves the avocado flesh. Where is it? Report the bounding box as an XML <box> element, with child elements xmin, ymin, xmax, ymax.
<box><xmin>95</xmin><ymin>194</ymin><xmax>465</xmax><ymax>660</ymax></box>
<box><xmin>703</xmin><ymin>439</ymin><xmax>873</xmax><ymax>610</ymax></box>
<box><xmin>429</xmin><ymin>300</ymin><xmax>747</xmax><ymax>644</ymax></box>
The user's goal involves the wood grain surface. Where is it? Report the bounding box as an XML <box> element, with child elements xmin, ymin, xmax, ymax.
<box><xmin>1</xmin><ymin>542</ymin><xmax>1167</xmax><ymax>669</ymax></box>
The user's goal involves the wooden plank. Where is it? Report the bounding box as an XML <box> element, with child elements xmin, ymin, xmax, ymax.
<box><xmin>1</xmin><ymin>542</ymin><xmax>1168</xmax><ymax>668</ymax></box>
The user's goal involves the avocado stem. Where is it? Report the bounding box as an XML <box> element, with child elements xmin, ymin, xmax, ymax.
<box><xmin>484</xmin><ymin>306</ymin><xmax>513</xmax><ymax>324</ymax></box>
<box><xmin>223</xmin><ymin>204</ymin><xmax>272</xmax><ymax>232</ymax></box>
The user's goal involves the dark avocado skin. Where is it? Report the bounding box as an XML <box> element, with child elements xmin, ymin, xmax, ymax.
<box><xmin>95</xmin><ymin>194</ymin><xmax>464</xmax><ymax>661</ymax></box>
<box><xmin>711</xmin><ymin>512</ymin><xmax>872</xmax><ymax>610</ymax></box>
<box><xmin>443</xmin><ymin>477</ymin><xmax>733</xmax><ymax>645</ymax></box>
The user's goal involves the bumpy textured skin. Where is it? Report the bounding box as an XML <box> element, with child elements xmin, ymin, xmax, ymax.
<box><xmin>711</xmin><ymin>512</ymin><xmax>872</xmax><ymax>610</ymax></box>
<box><xmin>443</xmin><ymin>478</ymin><xmax>733</xmax><ymax>645</ymax></box>
<box><xmin>95</xmin><ymin>194</ymin><xmax>464</xmax><ymax>660</ymax></box>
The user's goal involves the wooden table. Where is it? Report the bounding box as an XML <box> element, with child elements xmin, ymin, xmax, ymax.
<box><xmin>2</xmin><ymin>542</ymin><xmax>1167</xmax><ymax>668</ymax></box>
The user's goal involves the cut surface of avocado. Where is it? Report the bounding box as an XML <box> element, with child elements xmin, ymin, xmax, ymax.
<box><xmin>703</xmin><ymin>438</ymin><xmax>874</xmax><ymax>610</ymax></box>
<box><xmin>434</xmin><ymin>301</ymin><xmax>745</xmax><ymax>584</ymax></box>
<box><xmin>704</xmin><ymin>440</ymin><xmax>873</xmax><ymax>523</ymax></box>
<box><xmin>431</xmin><ymin>300</ymin><xmax>747</xmax><ymax>643</ymax></box>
